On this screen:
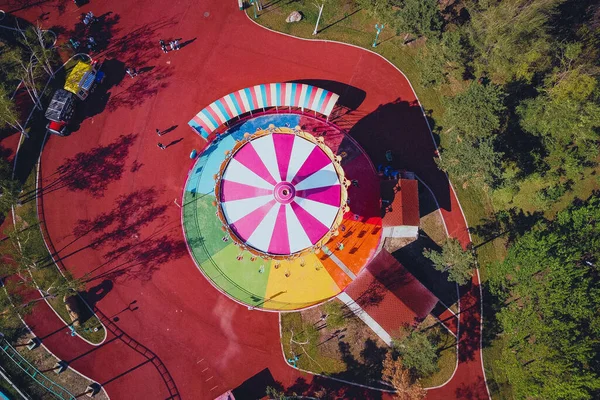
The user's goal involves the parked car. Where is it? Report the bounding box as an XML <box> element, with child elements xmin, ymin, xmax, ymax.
<box><xmin>45</xmin><ymin>89</ymin><xmax>76</xmax><ymax>136</ymax></box>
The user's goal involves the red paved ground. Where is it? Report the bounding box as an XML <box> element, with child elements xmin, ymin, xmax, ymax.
<box><xmin>3</xmin><ymin>1</ymin><xmax>489</xmax><ymax>399</ymax></box>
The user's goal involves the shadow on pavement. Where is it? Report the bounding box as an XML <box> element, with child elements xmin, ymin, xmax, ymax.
<box><xmin>347</xmin><ymin>98</ymin><xmax>451</xmax><ymax>211</ymax></box>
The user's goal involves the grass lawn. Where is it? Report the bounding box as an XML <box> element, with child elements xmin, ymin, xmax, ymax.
<box><xmin>280</xmin><ymin>308</ymin><xmax>347</xmax><ymax>376</ymax></box>
<box><xmin>12</xmin><ymin>163</ymin><xmax>105</xmax><ymax>344</ymax></box>
<box><xmin>420</xmin><ymin>316</ymin><xmax>457</xmax><ymax>388</ymax></box>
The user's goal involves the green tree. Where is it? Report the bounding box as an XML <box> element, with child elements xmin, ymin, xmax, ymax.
<box><xmin>0</xmin><ymin>157</ymin><xmax>21</xmax><ymax>216</ymax></box>
<box><xmin>418</xmin><ymin>30</ymin><xmax>469</xmax><ymax>87</ymax></box>
<box><xmin>487</xmin><ymin>195</ymin><xmax>600</xmax><ymax>399</ymax></box>
<box><xmin>466</xmin><ymin>0</ymin><xmax>563</xmax><ymax>83</ymax></box>
<box><xmin>392</xmin><ymin>0</ymin><xmax>443</xmax><ymax>38</ymax></box>
<box><xmin>17</xmin><ymin>24</ymin><xmax>57</xmax><ymax>79</ymax></box>
<box><xmin>436</xmin><ymin>133</ymin><xmax>503</xmax><ymax>188</ymax></box>
<box><xmin>423</xmin><ymin>238</ymin><xmax>475</xmax><ymax>285</ymax></box>
<box><xmin>517</xmin><ymin>68</ymin><xmax>600</xmax><ymax>177</ymax></box>
<box><xmin>354</xmin><ymin>0</ymin><xmax>395</xmax><ymax>24</ymax></box>
<box><xmin>443</xmin><ymin>81</ymin><xmax>506</xmax><ymax>139</ymax></box>
<box><xmin>265</xmin><ymin>386</ymin><xmax>286</xmax><ymax>400</ymax></box>
<box><xmin>0</xmin><ymin>85</ymin><xmax>26</xmax><ymax>137</ymax></box>
<box><xmin>392</xmin><ymin>330</ymin><xmax>439</xmax><ymax>378</ymax></box>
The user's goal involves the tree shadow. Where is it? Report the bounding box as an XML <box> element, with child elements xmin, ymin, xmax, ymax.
<box><xmin>106</xmin><ymin>64</ymin><xmax>173</xmax><ymax>111</ymax></box>
<box><xmin>392</xmin><ymin>233</ymin><xmax>458</xmax><ymax>307</ymax></box>
<box><xmin>471</xmin><ymin>208</ymin><xmax>545</xmax><ymax>248</ymax></box>
<box><xmin>24</xmin><ymin>133</ymin><xmax>138</xmax><ymax>201</ymax></box>
<box><xmin>455</xmin><ymin>283</ymin><xmax>482</xmax><ymax>363</ymax></box>
<box><xmin>13</xmin><ymin>110</ymin><xmax>50</xmax><ymax>185</ymax></box>
<box><xmin>39</xmin><ymin>187</ymin><xmax>184</xmax><ymax>284</ymax></box>
<box><xmin>550</xmin><ymin>0</ymin><xmax>599</xmax><ymax>42</ymax></box>
<box><xmin>318</xmin><ymin>8</ymin><xmax>361</xmax><ymax>34</ymax></box>
<box><xmin>329</xmin><ymin>339</ymin><xmax>388</xmax><ymax>388</ymax></box>
<box><xmin>69</xmin><ymin>12</ymin><xmax>122</xmax><ymax>54</ymax></box>
<box><xmin>348</xmin><ymin>98</ymin><xmax>451</xmax><ymax>211</ymax></box>
<box><xmin>480</xmin><ymin>283</ymin><xmax>504</xmax><ymax>349</ymax></box>
<box><xmin>308</xmin><ymin>374</ymin><xmax>385</xmax><ymax>399</ymax></box>
<box><xmin>354</xmin><ymin>250</ymin><xmax>439</xmax><ymax>324</ymax></box>
<box><xmin>454</xmin><ymin>377</ymin><xmax>490</xmax><ymax>400</ymax></box>
<box><xmin>101</xmin><ymin>16</ymin><xmax>178</xmax><ymax>67</ymax></box>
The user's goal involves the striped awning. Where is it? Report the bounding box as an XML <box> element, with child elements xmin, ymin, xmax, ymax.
<box><xmin>188</xmin><ymin>83</ymin><xmax>340</xmax><ymax>140</ymax></box>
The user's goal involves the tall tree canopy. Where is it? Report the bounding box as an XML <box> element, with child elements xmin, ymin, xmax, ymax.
<box><xmin>443</xmin><ymin>81</ymin><xmax>506</xmax><ymax>140</ymax></box>
<box><xmin>392</xmin><ymin>330</ymin><xmax>439</xmax><ymax>378</ymax></box>
<box><xmin>423</xmin><ymin>238</ymin><xmax>476</xmax><ymax>285</ymax></box>
<box><xmin>466</xmin><ymin>0</ymin><xmax>565</xmax><ymax>83</ymax></box>
<box><xmin>488</xmin><ymin>195</ymin><xmax>600</xmax><ymax>399</ymax></box>
<box><xmin>517</xmin><ymin>45</ymin><xmax>600</xmax><ymax>177</ymax></box>
<box><xmin>435</xmin><ymin>133</ymin><xmax>503</xmax><ymax>188</ymax></box>
<box><xmin>392</xmin><ymin>0</ymin><xmax>443</xmax><ymax>37</ymax></box>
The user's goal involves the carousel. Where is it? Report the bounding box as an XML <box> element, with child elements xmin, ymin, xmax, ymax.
<box><xmin>183</xmin><ymin>114</ymin><xmax>382</xmax><ymax>311</ymax></box>
<box><xmin>214</xmin><ymin>126</ymin><xmax>349</xmax><ymax>259</ymax></box>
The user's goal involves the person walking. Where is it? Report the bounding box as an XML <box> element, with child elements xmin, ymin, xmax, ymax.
<box><xmin>156</xmin><ymin>128</ymin><xmax>162</xmax><ymax>136</ymax></box>
<box><xmin>126</xmin><ymin>67</ymin><xmax>137</xmax><ymax>78</ymax></box>
<box><xmin>159</xmin><ymin>39</ymin><xmax>168</xmax><ymax>53</ymax></box>
<box><xmin>169</xmin><ymin>40</ymin><xmax>175</xmax><ymax>51</ymax></box>
<box><xmin>157</xmin><ymin>142</ymin><xmax>166</xmax><ymax>150</ymax></box>
<box><xmin>174</xmin><ymin>39</ymin><xmax>180</xmax><ymax>50</ymax></box>
<box><xmin>87</xmin><ymin>36</ymin><xmax>96</xmax><ymax>51</ymax></box>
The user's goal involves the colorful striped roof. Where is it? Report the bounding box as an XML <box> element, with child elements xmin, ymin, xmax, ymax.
<box><xmin>188</xmin><ymin>83</ymin><xmax>340</xmax><ymax>140</ymax></box>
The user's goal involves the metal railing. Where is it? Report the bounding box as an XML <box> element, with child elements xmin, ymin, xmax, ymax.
<box><xmin>0</xmin><ymin>334</ymin><xmax>76</xmax><ymax>400</ymax></box>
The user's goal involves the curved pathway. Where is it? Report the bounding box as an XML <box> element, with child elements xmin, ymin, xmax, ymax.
<box><xmin>8</xmin><ymin>0</ymin><xmax>489</xmax><ymax>398</ymax></box>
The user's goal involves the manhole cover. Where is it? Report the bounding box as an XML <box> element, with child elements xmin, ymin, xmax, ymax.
<box><xmin>204</xmin><ymin>11</ymin><xmax>210</xmax><ymax>17</ymax></box>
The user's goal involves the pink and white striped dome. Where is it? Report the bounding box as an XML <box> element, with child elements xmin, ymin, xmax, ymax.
<box><xmin>216</xmin><ymin>128</ymin><xmax>347</xmax><ymax>257</ymax></box>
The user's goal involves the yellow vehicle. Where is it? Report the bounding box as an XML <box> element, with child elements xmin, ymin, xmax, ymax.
<box><xmin>64</xmin><ymin>60</ymin><xmax>105</xmax><ymax>100</ymax></box>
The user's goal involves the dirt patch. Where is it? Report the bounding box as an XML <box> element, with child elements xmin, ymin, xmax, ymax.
<box><xmin>383</xmin><ymin>236</ymin><xmax>416</xmax><ymax>253</ymax></box>
<box><xmin>421</xmin><ymin>211</ymin><xmax>447</xmax><ymax>245</ymax></box>
<box><xmin>13</xmin><ymin>333</ymin><xmax>108</xmax><ymax>399</ymax></box>
<box><xmin>282</xmin><ymin>299</ymin><xmax>392</xmax><ymax>389</ymax></box>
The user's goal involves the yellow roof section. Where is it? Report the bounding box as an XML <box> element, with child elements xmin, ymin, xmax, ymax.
<box><xmin>64</xmin><ymin>61</ymin><xmax>92</xmax><ymax>94</ymax></box>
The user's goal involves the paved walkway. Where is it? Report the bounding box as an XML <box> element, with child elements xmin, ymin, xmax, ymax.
<box><xmin>5</xmin><ymin>1</ymin><xmax>489</xmax><ymax>399</ymax></box>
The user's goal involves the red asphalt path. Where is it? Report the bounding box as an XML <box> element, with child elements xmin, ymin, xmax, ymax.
<box><xmin>5</xmin><ymin>1</ymin><xmax>489</xmax><ymax>399</ymax></box>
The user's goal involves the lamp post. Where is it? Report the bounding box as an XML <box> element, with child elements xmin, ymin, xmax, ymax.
<box><xmin>313</xmin><ymin>2</ymin><xmax>324</xmax><ymax>35</ymax></box>
<box><xmin>249</xmin><ymin>0</ymin><xmax>257</xmax><ymax>19</ymax></box>
<box><xmin>373</xmin><ymin>23</ymin><xmax>384</xmax><ymax>47</ymax></box>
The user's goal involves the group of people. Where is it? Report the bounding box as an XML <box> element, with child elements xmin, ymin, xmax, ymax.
<box><xmin>70</xmin><ymin>11</ymin><xmax>98</xmax><ymax>52</ymax></box>
<box><xmin>159</xmin><ymin>39</ymin><xmax>181</xmax><ymax>53</ymax></box>
<box><xmin>82</xmin><ymin>11</ymin><xmax>97</xmax><ymax>26</ymax></box>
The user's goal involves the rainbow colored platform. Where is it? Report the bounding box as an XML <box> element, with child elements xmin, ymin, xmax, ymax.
<box><xmin>182</xmin><ymin>113</ymin><xmax>382</xmax><ymax>311</ymax></box>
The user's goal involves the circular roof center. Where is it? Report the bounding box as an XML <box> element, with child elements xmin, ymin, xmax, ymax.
<box><xmin>274</xmin><ymin>182</ymin><xmax>296</xmax><ymax>204</ymax></box>
<box><xmin>216</xmin><ymin>129</ymin><xmax>347</xmax><ymax>257</ymax></box>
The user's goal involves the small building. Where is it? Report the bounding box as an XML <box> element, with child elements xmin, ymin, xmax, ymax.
<box><xmin>345</xmin><ymin>249</ymin><xmax>439</xmax><ymax>334</ymax></box>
